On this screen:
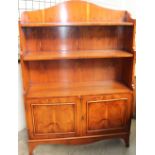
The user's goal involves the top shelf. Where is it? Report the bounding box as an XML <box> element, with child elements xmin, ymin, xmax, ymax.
<box><xmin>21</xmin><ymin>22</ymin><xmax>133</xmax><ymax>27</ymax></box>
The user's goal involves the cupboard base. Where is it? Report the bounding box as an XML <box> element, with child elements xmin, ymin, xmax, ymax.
<box><xmin>28</xmin><ymin>132</ymin><xmax>130</xmax><ymax>155</ymax></box>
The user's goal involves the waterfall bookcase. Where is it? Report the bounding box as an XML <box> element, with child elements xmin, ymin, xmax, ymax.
<box><xmin>19</xmin><ymin>1</ymin><xmax>136</xmax><ymax>155</ymax></box>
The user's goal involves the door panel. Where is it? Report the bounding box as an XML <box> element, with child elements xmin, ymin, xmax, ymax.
<box><xmin>82</xmin><ymin>94</ymin><xmax>132</xmax><ymax>135</ymax></box>
<box><xmin>87</xmin><ymin>98</ymin><xmax>127</xmax><ymax>131</ymax></box>
<box><xmin>26</xmin><ymin>97</ymin><xmax>81</xmax><ymax>139</ymax></box>
<box><xmin>32</xmin><ymin>103</ymin><xmax>75</xmax><ymax>134</ymax></box>
<box><xmin>108</xmin><ymin>99</ymin><xmax>127</xmax><ymax>128</ymax></box>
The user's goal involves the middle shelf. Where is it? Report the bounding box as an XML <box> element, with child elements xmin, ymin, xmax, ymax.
<box><xmin>22</xmin><ymin>50</ymin><xmax>133</xmax><ymax>61</ymax></box>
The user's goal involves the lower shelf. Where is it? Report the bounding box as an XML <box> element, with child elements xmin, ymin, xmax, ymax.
<box><xmin>26</xmin><ymin>81</ymin><xmax>132</xmax><ymax>98</ymax></box>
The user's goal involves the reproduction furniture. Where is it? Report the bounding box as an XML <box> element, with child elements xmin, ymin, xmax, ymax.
<box><xmin>19</xmin><ymin>1</ymin><xmax>136</xmax><ymax>155</ymax></box>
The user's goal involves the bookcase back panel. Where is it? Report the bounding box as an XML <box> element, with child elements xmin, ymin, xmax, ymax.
<box><xmin>23</xmin><ymin>26</ymin><xmax>133</xmax><ymax>52</ymax></box>
<box><xmin>78</xmin><ymin>26</ymin><xmax>133</xmax><ymax>51</ymax></box>
<box><xmin>28</xmin><ymin>59</ymin><xmax>123</xmax><ymax>84</ymax></box>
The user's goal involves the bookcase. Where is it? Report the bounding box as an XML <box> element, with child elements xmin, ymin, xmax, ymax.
<box><xmin>19</xmin><ymin>1</ymin><xmax>135</xmax><ymax>155</ymax></box>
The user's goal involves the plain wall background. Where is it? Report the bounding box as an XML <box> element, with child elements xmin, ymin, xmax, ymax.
<box><xmin>18</xmin><ymin>0</ymin><xmax>136</xmax><ymax>132</ymax></box>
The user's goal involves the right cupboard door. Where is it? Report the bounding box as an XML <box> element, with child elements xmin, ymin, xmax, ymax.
<box><xmin>82</xmin><ymin>94</ymin><xmax>132</xmax><ymax>136</ymax></box>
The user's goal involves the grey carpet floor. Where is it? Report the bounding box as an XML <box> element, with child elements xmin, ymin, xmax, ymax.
<box><xmin>18</xmin><ymin>120</ymin><xmax>136</xmax><ymax>155</ymax></box>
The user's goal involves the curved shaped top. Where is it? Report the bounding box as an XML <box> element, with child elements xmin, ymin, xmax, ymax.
<box><xmin>20</xmin><ymin>0</ymin><xmax>133</xmax><ymax>26</ymax></box>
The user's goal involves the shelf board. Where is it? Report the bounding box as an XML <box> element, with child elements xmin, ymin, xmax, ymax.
<box><xmin>23</xmin><ymin>50</ymin><xmax>133</xmax><ymax>61</ymax></box>
<box><xmin>26</xmin><ymin>81</ymin><xmax>132</xmax><ymax>98</ymax></box>
<box><xmin>21</xmin><ymin>22</ymin><xmax>133</xmax><ymax>27</ymax></box>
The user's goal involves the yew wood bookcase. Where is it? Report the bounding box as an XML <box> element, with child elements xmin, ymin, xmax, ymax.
<box><xmin>19</xmin><ymin>1</ymin><xmax>136</xmax><ymax>155</ymax></box>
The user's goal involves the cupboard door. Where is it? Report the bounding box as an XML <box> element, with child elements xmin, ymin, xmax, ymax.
<box><xmin>82</xmin><ymin>94</ymin><xmax>132</xmax><ymax>135</ymax></box>
<box><xmin>26</xmin><ymin>97</ymin><xmax>81</xmax><ymax>139</ymax></box>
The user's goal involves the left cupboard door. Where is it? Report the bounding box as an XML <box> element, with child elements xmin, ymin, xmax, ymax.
<box><xmin>26</xmin><ymin>97</ymin><xmax>81</xmax><ymax>139</ymax></box>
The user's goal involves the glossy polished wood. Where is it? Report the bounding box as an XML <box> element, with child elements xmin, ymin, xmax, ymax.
<box><xmin>21</xmin><ymin>22</ymin><xmax>133</xmax><ymax>27</ymax></box>
<box><xmin>19</xmin><ymin>1</ymin><xmax>135</xmax><ymax>155</ymax></box>
<box><xmin>26</xmin><ymin>97</ymin><xmax>81</xmax><ymax>139</ymax></box>
<box><xmin>82</xmin><ymin>93</ymin><xmax>132</xmax><ymax>136</ymax></box>
<box><xmin>22</xmin><ymin>26</ymin><xmax>133</xmax><ymax>53</ymax></box>
<box><xmin>27</xmin><ymin>59</ymin><xmax>131</xmax><ymax>84</ymax></box>
<box><xmin>20</xmin><ymin>1</ymin><xmax>131</xmax><ymax>25</ymax></box>
<box><xmin>23</xmin><ymin>50</ymin><xmax>133</xmax><ymax>61</ymax></box>
<box><xmin>27</xmin><ymin>81</ymin><xmax>132</xmax><ymax>98</ymax></box>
